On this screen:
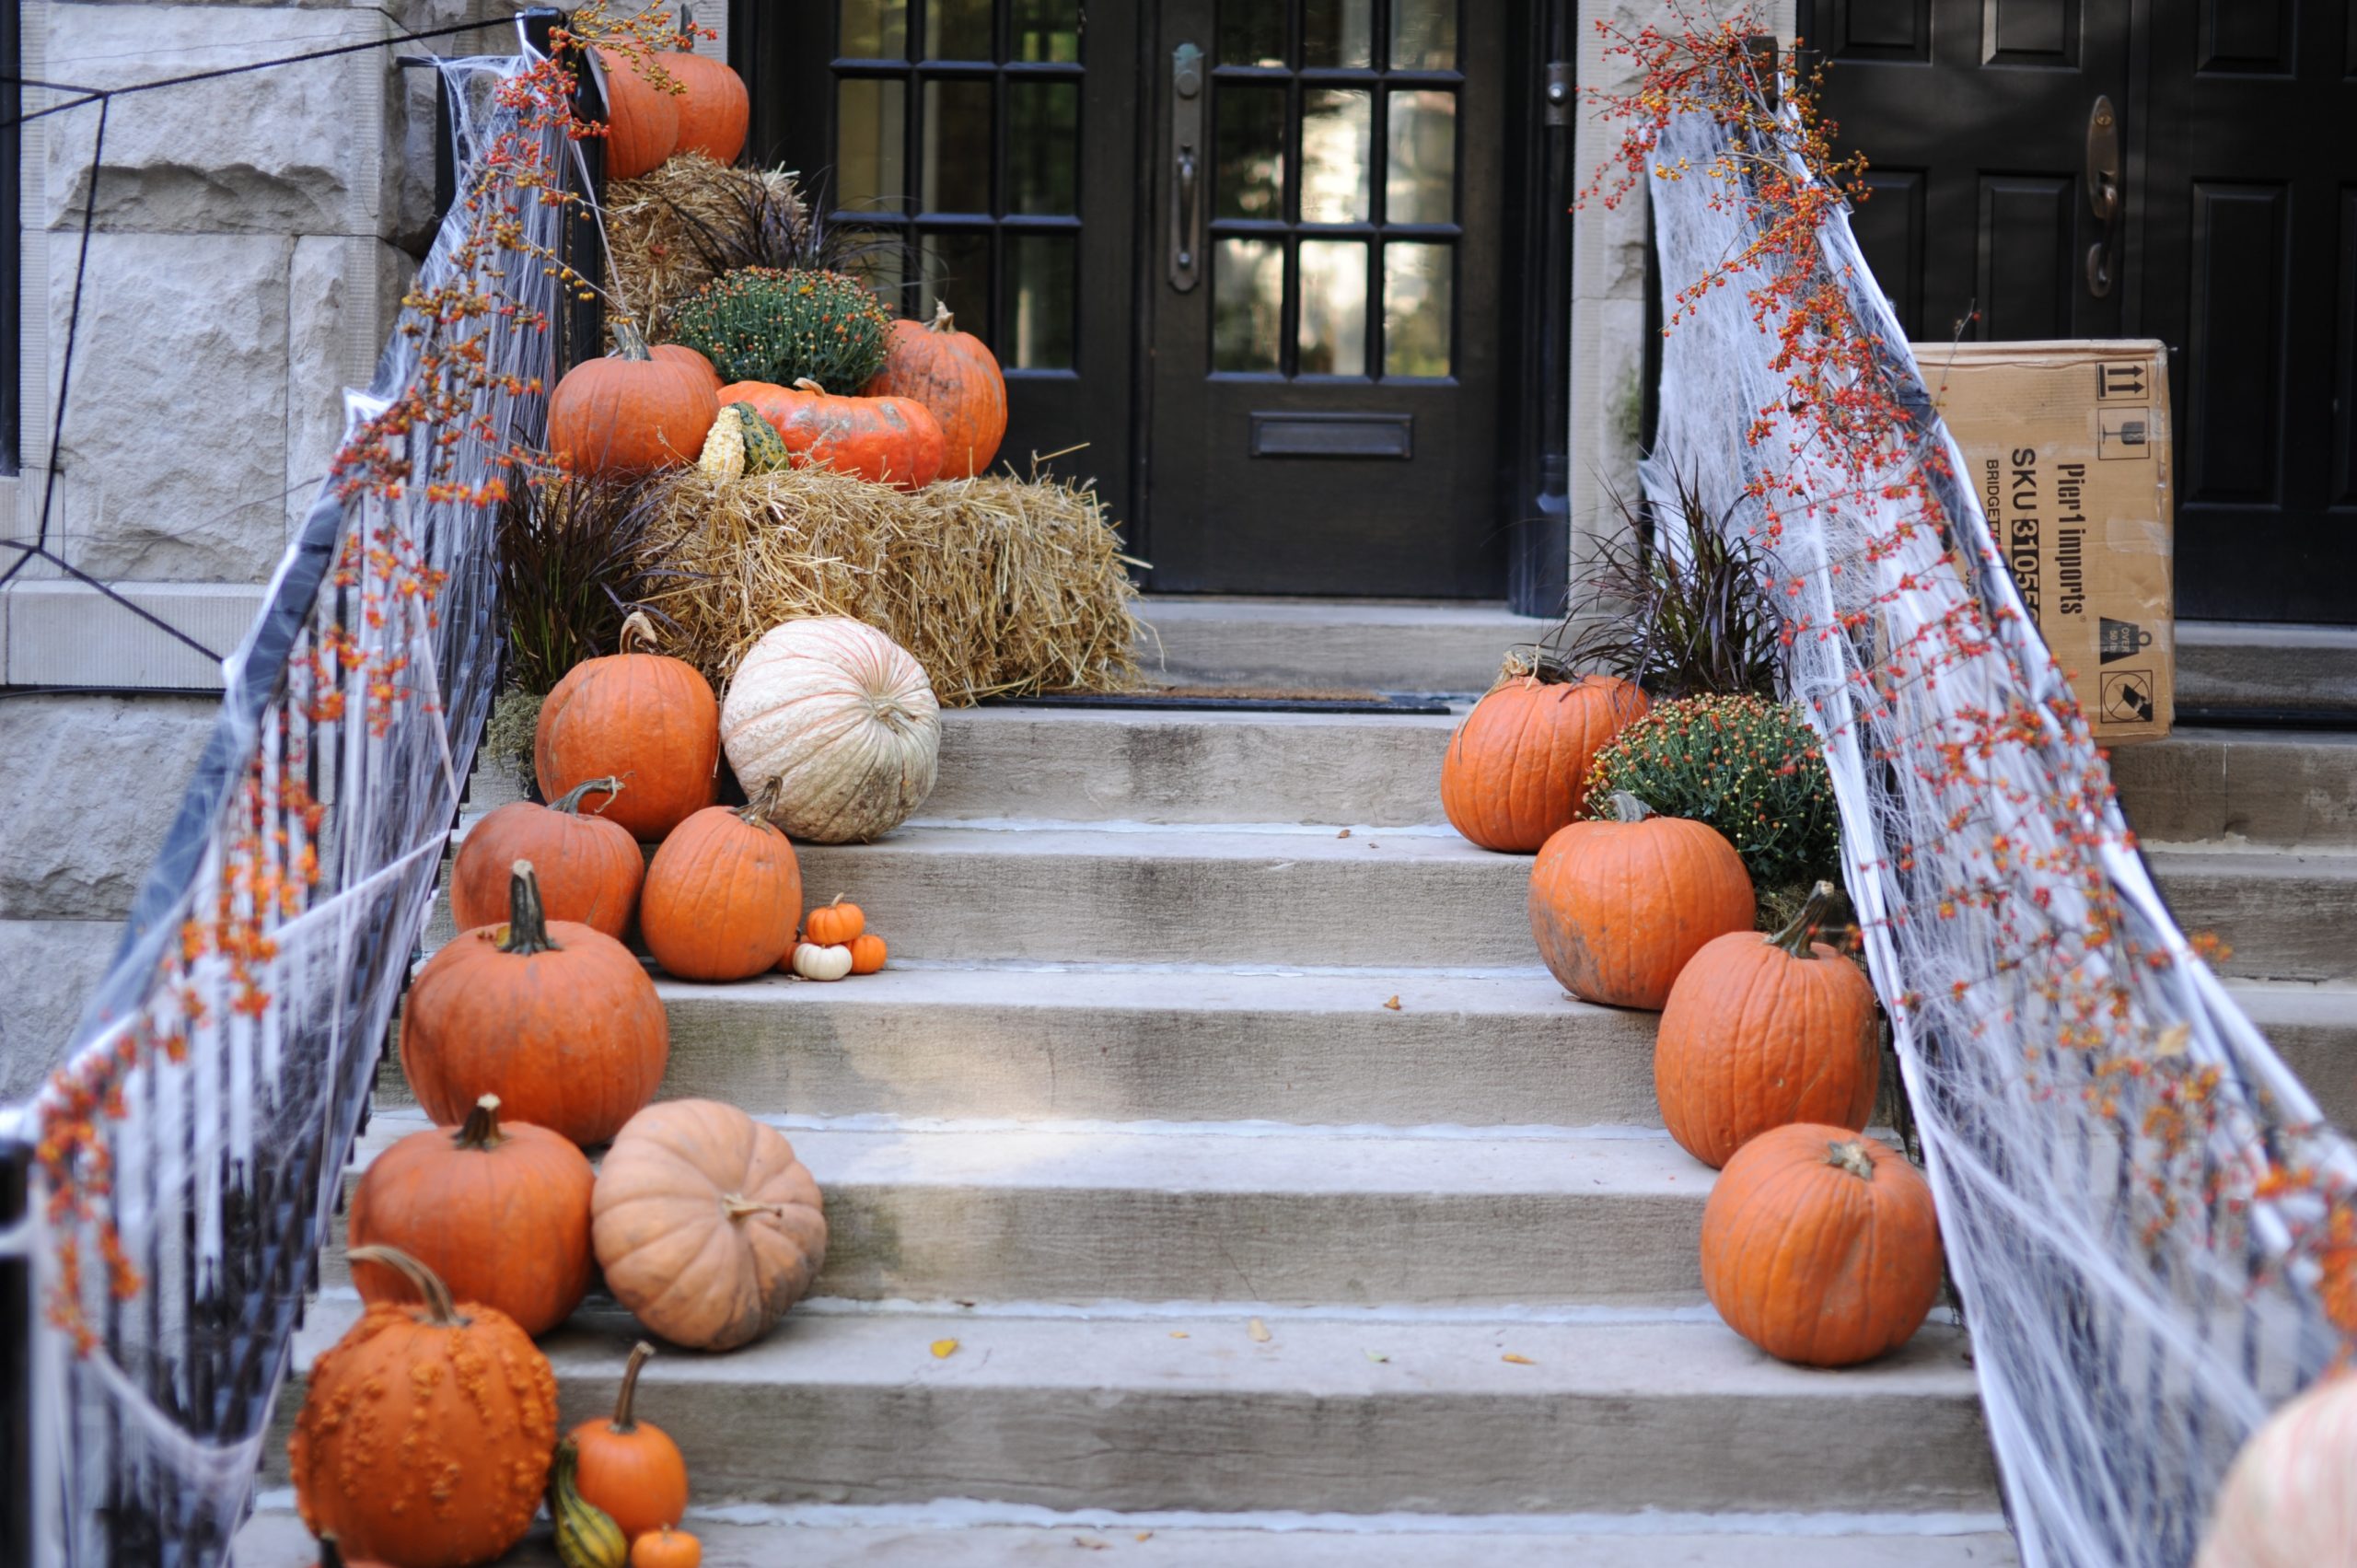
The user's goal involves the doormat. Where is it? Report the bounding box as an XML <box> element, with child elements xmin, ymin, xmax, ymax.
<box><xmin>999</xmin><ymin>686</ymin><xmax>1453</xmax><ymax>715</ymax></box>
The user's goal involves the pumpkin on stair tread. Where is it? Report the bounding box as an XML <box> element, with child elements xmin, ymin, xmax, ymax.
<box><xmin>448</xmin><ymin>776</ymin><xmax>644</xmax><ymax>939</ymax></box>
<box><xmin>720</xmin><ymin>617</ymin><xmax>943</xmax><ymax>844</ymax></box>
<box><xmin>1527</xmin><ymin>791</ymin><xmax>1756</xmax><ymax>1010</ymax></box>
<box><xmin>1442</xmin><ymin>661</ymin><xmax>1647</xmax><ymax>853</ymax></box>
<box><xmin>536</xmin><ymin>611</ymin><xmax>721</xmax><ymax>843</ymax></box>
<box><xmin>804</xmin><ymin>895</ymin><xmax>865</xmax><ymax>947</ymax></box>
<box><xmin>640</xmin><ymin>782</ymin><xmax>805</xmax><ymax>981</ymax></box>
<box><xmin>847</xmin><ymin>931</ymin><xmax>888</xmax><ymax>974</ymax></box>
<box><xmin>790</xmin><ymin>941</ymin><xmax>853</xmax><ymax>981</ymax></box>
<box><xmin>571</xmin><ymin>1341</ymin><xmax>690</xmax><ymax>1542</ymax></box>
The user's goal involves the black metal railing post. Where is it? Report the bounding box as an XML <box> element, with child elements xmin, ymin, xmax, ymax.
<box><xmin>2</xmin><ymin>1136</ymin><xmax>34</xmax><ymax>1568</ymax></box>
<box><xmin>521</xmin><ymin>7</ymin><xmax>608</xmax><ymax>374</ymax></box>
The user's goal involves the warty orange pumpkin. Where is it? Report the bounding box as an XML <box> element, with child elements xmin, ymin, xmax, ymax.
<box><xmin>401</xmin><ymin>861</ymin><xmax>669</xmax><ymax>1147</ymax></box>
<box><xmin>1442</xmin><ymin>661</ymin><xmax>1647</xmax><ymax>853</ymax></box>
<box><xmin>762</xmin><ymin>377</ymin><xmax>946</xmax><ymax>490</ymax></box>
<box><xmin>1527</xmin><ymin>791</ymin><xmax>1755</xmax><ymax>1010</ymax></box>
<box><xmin>535</xmin><ymin>612</ymin><xmax>721</xmax><ymax>842</ymax></box>
<box><xmin>1655</xmin><ymin>880</ymin><xmax>1879</xmax><ymax>1168</ymax></box>
<box><xmin>548</xmin><ymin>321</ymin><xmax>717</xmax><ymax>475</ymax></box>
<box><xmin>448</xmin><ymin>776</ymin><xmax>644</xmax><ymax>939</ymax></box>
<box><xmin>290</xmin><ymin>1247</ymin><xmax>558</xmax><ymax>1568</ymax></box>
<box><xmin>593</xmin><ymin>48</ymin><xmax>679</xmax><ymax>180</ymax></box>
<box><xmin>571</xmin><ymin>1341</ymin><xmax>690</xmax><ymax>1542</ymax></box>
<box><xmin>862</xmin><ymin>301</ymin><xmax>1007</xmax><ymax>480</ymax></box>
<box><xmin>639</xmin><ymin>782</ymin><xmax>804</xmax><ymax>981</ymax></box>
<box><xmin>1700</xmin><ymin>1124</ymin><xmax>1944</xmax><ymax>1367</ymax></box>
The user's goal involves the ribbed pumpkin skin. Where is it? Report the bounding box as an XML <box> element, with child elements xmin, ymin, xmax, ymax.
<box><xmin>1442</xmin><ymin>674</ymin><xmax>1647</xmax><ymax>852</ymax></box>
<box><xmin>1700</xmin><ymin>1125</ymin><xmax>1943</xmax><ymax>1367</ymax></box>
<box><xmin>720</xmin><ymin>618</ymin><xmax>943</xmax><ymax>843</ymax></box>
<box><xmin>448</xmin><ymin>789</ymin><xmax>643</xmax><ymax>938</ymax></box>
<box><xmin>348</xmin><ymin>1101</ymin><xmax>596</xmax><ymax>1338</ymax></box>
<box><xmin>536</xmin><ymin>651</ymin><xmax>720</xmax><ymax>842</ymax></box>
<box><xmin>862</xmin><ymin>305</ymin><xmax>1008</xmax><ymax>480</ymax></box>
<box><xmin>665</xmin><ymin>48</ymin><xmax>749</xmax><ymax>164</ymax></box>
<box><xmin>640</xmin><ymin>803</ymin><xmax>804</xmax><ymax>981</ymax></box>
<box><xmin>290</xmin><ymin>1277</ymin><xmax>558</xmax><ymax>1566</ymax></box>
<box><xmin>570</xmin><ymin>1342</ymin><xmax>690</xmax><ymax>1542</ymax></box>
<box><xmin>759</xmin><ymin>385</ymin><xmax>946</xmax><ymax>490</ymax></box>
<box><xmin>1528</xmin><ymin>813</ymin><xmax>1755</xmax><ymax>1009</ymax></box>
<box><xmin>547</xmin><ymin>343</ymin><xmax>717</xmax><ymax>475</ymax></box>
<box><xmin>400</xmin><ymin>913</ymin><xmax>669</xmax><ymax>1147</ymax></box>
<box><xmin>592</xmin><ymin>1099</ymin><xmax>829</xmax><ymax>1351</ymax></box>
<box><xmin>594</xmin><ymin>49</ymin><xmax>679</xmax><ymax>180</ymax></box>
<box><xmin>1655</xmin><ymin>929</ymin><xmax>1879</xmax><ymax>1168</ymax></box>
<box><xmin>651</xmin><ymin>342</ymin><xmax>722</xmax><ymax>394</ymax></box>
<box><xmin>2197</xmin><ymin>1373</ymin><xmax>2357</xmax><ymax>1568</ymax></box>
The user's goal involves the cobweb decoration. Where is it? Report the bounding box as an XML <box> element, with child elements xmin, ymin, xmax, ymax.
<box><xmin>0</xmin><ymin>53</ymin><xmax>561</xmax><ymax>1567</ymax></box>
<box><xmin>1641</xmin><ymin>99</ymin><xmax>2355</xmax><ymax>1568</ymax></box>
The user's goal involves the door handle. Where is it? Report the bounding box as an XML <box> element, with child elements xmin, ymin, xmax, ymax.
<box><xmin>2085</xmin><ymin>95</ymin><xmax>2119</xmax><ymax>299</ymax></box>
<box><xmin>1169</xmin><ymin>42</ymin><xmax>1204</xmax><ymax>292</ymax></box>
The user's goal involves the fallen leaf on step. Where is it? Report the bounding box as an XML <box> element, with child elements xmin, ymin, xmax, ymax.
<box><xmin>1136</xmin><ymin>1532</ymin><xmax>1155</xmax><ymax>1542</ymax></box>
<box><xmin>1337</xmin><ymin>828</ymin><xmax>1352</xmax><ymax>838</ymax></box>
<box><xmin>1383</xmin><ymin>995</ymin><xmax>1401</xmax><ymax>1010</ymax></box>
<box><xmin>931</xmin><ymin>1338</ymin><xmax>960</xmax><ymax>1358</ymax></box>
<box><xmin>1073</xmin><ymin>1538</ymin><xmax>1109</xmax><ymax>1551</ymax></box>
<box><xmin>1248</xmin><ymin>1317</ymin><xmax>1272</xmax><ymax>1343</ymax></box>
<box><xmin>1169</xmin><ymin>1330</ymin><xmax>1189</xmax><ymax>1339</ymax></box>
<box><xmin>2153</xmin><ymin>1022</ymin><xmax>2191</xmax><ymax>1058</ymax></box>
<box><xmin>1502</xmin><ymin>1353</ymin><xmax>1535</xmax><ymax>1365</ymax></box>
<box><xmin>1364</xmin><ymin>1349</ymin><xmax>1390</xmax><ymax>1363</ymax></box>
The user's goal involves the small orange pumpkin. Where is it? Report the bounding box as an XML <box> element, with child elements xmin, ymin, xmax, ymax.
<box><xmin>1527</xmin><ymin>791</ymin><xmax>1755</xmax><ymax>1010</ymax></box>
<box><xmin>594</xmin><ymin>48</ymin><xmax>680</xmax><ymax>180</ymax></box>
<box><xmin>448</xmin><ymin>776</ymin><xmax>644</xmax><ymax>939</ymax></box>
<box><xmin>1442</xmin><ymin>661</ymin><xmax>1648</xmax><ymax>853</ymax></box>
<box><xmin>640</xmin><ymin>783</ymin><xmax>804</xmax><ymax>981</ymax></box>
<box><xmin>1655</xmin><ymin>880</ymin><xmax>1879</xmax><ymax>1168</ymax></box>
<box><xmin>759</xmin><ymin>377</ymin><xmax>946</xmax><ymax>490</ymax></box>
<box><xmin>664</xmin><ymin>35</ymin><xmax>749</xmax><ymax>165</ymax></box>
<box><xmin>536</xmin><ymin>612</ymin><xmax>721</xmax><ymax>842</ymax></box>
<box><xmin>348</xmin><ymin>1095</ymin><xmax>596</xmax><ymax>1338</ymax></box>
<box><xmin>632</xmin><ymin>1525</ymin><xmax>704</xmax><ymax>1568</ymax></box>
<box><xmin>847</xmin><ymin>932</ymin><xmax>888</xmax><ymax>975</ymax></box>
<box><xmin>548</xmin><ymin>321</ymin><xmax>718</xmax><ymax>475</ymax></box>
<box><xmin>291</xmin><ymin>1247</ymin><xmax>558</xmax><ymax>1567</ymax></box>
<box><xmin>804</xmin><ymin>894</ymin><xmax>865</xmax><ymax>947</ymax></box>
<box><xmin>572</xmin><ymin>1340</ymin><xmax>690</xmax><ymax>1542</ymax></box>
<box><xmin>862</xmin><ymin>300</ymin><xmax>1007</xmax><ymax>480</ymax></box>
<box><xmin>1701</xmin><ymin>1124</ymin><xmax>1944</xmax><ymax>1367</ymax></box>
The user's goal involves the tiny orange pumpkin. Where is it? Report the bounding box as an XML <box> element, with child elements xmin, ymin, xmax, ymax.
<box><xmin>847</xmin><ymin>932</ymin><xmax>888</xmax><ymax>975</ymax></box>
<box><xmin>804</xmin><ymin>895</ymin><xmax>865</xmax><ymax>947</ymax></box>
<box><xmin>632</xmin><ymin>1525</ymin><xmax>704</xmax><ymax>1568</ymax></box>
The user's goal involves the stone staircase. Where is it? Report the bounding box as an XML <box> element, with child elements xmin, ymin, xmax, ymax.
<box><xmin>238</xmin><ymin>600</ymin><xmax>2357</xmax><ymax>1566</ymax></box>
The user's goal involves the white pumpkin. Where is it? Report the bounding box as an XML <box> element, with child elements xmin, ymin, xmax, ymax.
<box><xmin>790</xmin><ymin>942</ymin><xmax>854</xmax><ymax>981</ymax></box>
<box><xmin>2198</xmin><ymin>1372</ymin><xmax>2357</xmax><ymax>1568</ymax></box>
<box><xmin>721</xmin><ymin>617</ymin><xmax>942</xmax><ymax>843</ymax></box>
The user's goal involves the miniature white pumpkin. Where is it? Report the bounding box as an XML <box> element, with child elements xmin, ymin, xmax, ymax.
<box><xmin>789</xmin><ymin>942</ymin><xmax>854</xmax><ymax>981</ymax></box>
<box><xmin>721</xmin><ymin>617</ymin><xmax>942</xmax><ymax>843</ymax></box>
<box><xmin>2197</xmin><ymin>1372</ymin><xmax>2357</xmax><ymax>1568</ymax></box>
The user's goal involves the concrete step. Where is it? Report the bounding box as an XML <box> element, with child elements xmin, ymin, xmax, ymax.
<box><xmin>2235</xmin><ymin>981</ymin><xmax>2357</xmax><ymax>1131</ymax></box>
<box><xmin>333</xmin><ymin>1112</ymin><xmax>1721</xmax><ymax>1307</ymax></box>
<box><xmin>235</xmin><ymin>1500</ymin><xmax>2018</xmax><ymax>1566</ymax></box>
<box><xmin>2108</xmin><ymin>727</ymin><xmax>2357</xmax><ymax>847</ymax></box>
<box><xmin>2177</xmin><ymin>621</ymin><xmax>2357</xmax><ymax>720</ymax></box>
<box><xmin>2143</xmin><ymin>844</ymin><xmax>2357</xmax><ymax>984</ymax></box>
<box><xmin>262</xmin><ymin>1299</ymin><xmax>1997</xmax><ymax>1516</ymax></box>
<box><xmin>1134</xmin><ymin>598</ymin><xmax>1551</xmax><ymax>694</ymax></box>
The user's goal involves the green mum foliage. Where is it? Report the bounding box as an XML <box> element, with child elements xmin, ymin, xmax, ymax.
<box><xmin>1585</xmin><ymin>694</ymin><xmax>1840</xmax><ymax>896</ymax></box>
<box><xmin>671</xmin><ymin>267</ymin><xmax>893</xmax><ymax>391</ymax></box>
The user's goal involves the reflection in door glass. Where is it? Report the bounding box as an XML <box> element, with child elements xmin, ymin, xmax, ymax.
<box><xmin>1298</xmin><ymin>239</ymin><xmax>1368</xmax><ymax>376</ymax></box>
<box><xmin>1386</xmin><ymin>90</ymin><xmax>1455</xmax><ymax>224</ymax></box>
<box><xmin>1217</xmin><ymin>3</ymin><xmax>1287</xmax><ymax>67</ymax></box>
<box><xmin>1300</xmin><ymin>89</ymin><xmax>1372</xmax><ymax>224</ymax></box>
<box><xmin>1213</xmin><ymin>238</ymin><xmax>1283</xmax><ymax>371</ymax></box>
<box><xmin>924</xmin><ymin>0</ymin><xmax>993</xmax><ymax>60</ymax></box>
<box><xmin>921</xmin><ymin>229</ymin><xmax>993</xmax><ymax>333</ymax></box>
<box><xmin>1215</xmin><ymin>84</ymin><xmax>1286</xmax><ymax>219</ymax></box>
<box><xmin>923</xmin><ymin>80</ymin><xmax>995</xmax><ymax>214</ymax></box>
<box><xmin>836</xmin><ymin>78</ymin><xmax>907</xmax><ymax>211</ymax></box>
<box><xmin>1006</xmin><ymin>234</ymin><xmax>1077</xmax><ymax>370</ymax></box>
<box><xmin>1010</xmin><ymin>83</ymin><xmax>1080</xmax><ymax>214</ymax></box>
<box><xmin>1388</xmin><ymin>0</ymin><xmax>1456</xmax><ymax>68</ymax></box>
<box><xmin>1383</xmin><ymin>242</ymin><xmax>1452</xmax><ymax>377</ymax></box>
<box><xmin>1303</xmin><ymin>0</ymin><xmax>1374</xmax><ymax>67</ymax></box>
<box><xmin>1013</xmin><ymin>0</ymin><xmax>1081</xmax><ymax>62</ymax></box>
<box><xmin>840</xmin><ymin>0</ymin><xmax>909</xmax><ymax>59</ymax></box>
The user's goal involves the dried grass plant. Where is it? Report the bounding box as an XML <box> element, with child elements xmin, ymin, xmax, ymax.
<box><xmin>496</xmin><ymin>470</ymin><xmax>702</xmax><ymax>695</ymax></box>
<box><xmin>605</xmin><ymin>154</ymin><xmax>808</xmax><ymax>344</ymax></box>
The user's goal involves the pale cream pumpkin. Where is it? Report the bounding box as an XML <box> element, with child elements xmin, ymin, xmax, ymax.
<box><xmin>2197</xmin><ymin>1372</ymin><xmax>2357</xmax><ymax>1568</ymax></box>
<box><xmin>720</xmin><ymin>617</ymin><xmax>941</xmax><ymax>843</ymax></box>
<box><xmin>789</xmin><ymin>941</ymin><xmax>853</xmax><ymax>981</ymax></box>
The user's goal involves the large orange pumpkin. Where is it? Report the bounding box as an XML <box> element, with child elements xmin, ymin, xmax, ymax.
<box><xmin>571</xmin><ymin>1341</ymin><xmax>690</xmax><ymax>1542</ymax></box>
<box><xmin>592</xmin><ymin>1098</ymin><xmax>829</xmax><ymax>1351</ymax></box>
<box><xmin>664</xmin><ymin>38</ymin><xmax>749</xmax><ymax>164</ymax></box>
<box><xmin>651</xmin><ymin>341</ymin><xmax>722</xmax><ymax>395</ymax></box>
<box><xmin>348</xmin><ymin>1095</ymin><xmax>596</xmax><ymax>1338</ymax></box>
<box><xmin>757</xmin><ymin>377</ymin><xmax>946</xmax><ymax>490</ymax></box>
<box><xmin>1527</xmin><ymin>791</ymin><xmax>1755</xmax><ymax>1009</ymax></box>
<box><xmin>548</xmin><ymin>321</ymin><xmax>717</xmax><ymax>475</ymax></box>
<box><xmin>400</xmin><ymin>861</ymin><xmax>670</xmax><ymax>1147</ymax></box>
<box><xmin>593</xmin><ymin>48</ymin><xmax>679</xmax><ymax>180</ymax></box>
<box><xmin>1655</xmin><ymin>880</ymin><xmax>1879</xmax><ymax>1168</ymax></box>
<box><xmin>1700</xmin><ymin>1124</ymin><xmax>1944</xmax><ymax>1367</ymax></box>
<box><xmin>640</xmin><ymin>784</ymin><xmax>803</xmax><ymax>982</ymax></box>
<box><xmin>290</xmin><ymin>1247</ymin><xmax>558</xmax><ymax>1568</ymax></box>
<box><xmin>448</xmin><ymin>776</ymin><xmax>644</xmax><ymax>939</ymax></box>
<box><xmin>862</xmin><ymin>301</ymin><xmax>1007</xmax><ymax>480</ymax></box>
<box><xmin>535</xmin><ymin>612</ymin><xmax>721</xmax><ymax>842</ymax></box>
<box><xmin>1441</xmin><ymin>661</ymin><xmax>1648</xmax><ymax>853</ymax></box>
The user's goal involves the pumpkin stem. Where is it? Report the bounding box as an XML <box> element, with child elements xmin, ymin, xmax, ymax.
<box><xmin>929</xmin><ymin>299</ymin><xmax>957</xmax><ymax>332</ymax></box>
<box><xmin>610</xmin><ymin>1340</ymin><xmax>656</xmax><ymax>1434</ymax></box>
<box><xmin>618</xmin><ymin>610</ymin><xmax>662</xmax><ymax>656</ymax></box>
<box><xmin>611</xmin><ymin>319</ymin><xmax>653</xmax><ymax>362</ymax></box>
<box><xmin>737</xmin><ymin>775</ymin><xmax>786</xmax><ymax>830</ymax></box>
<box><xmin>454</xmin><ymin>1094</ymin><xmax>509</xmax><ymax>1152</ymax></box>
<box><xmin>552</xmin><ymin>776</ymin><xmax>625</xmax><ymax>816</ymax></box>
<box><xmin>1496</xmin><ymin>645</ymin><xmax>1576</xmax><ymax>687</ymax></box>
<box><xmin>1605</xmin><ymin>790</ymin><xmax>1653</xmax><ymax>824</ymax></box>
<box><xmin>1768</xmin><ymin>879</ymin><xmax>1841</xmax><ymax>958</ymax></box>
<box><xmin>344</xmin><ymin>1245</ymin><xmax>469</xmax><ymax>1327</ymax></box>
<box><xmin>722</xmin><ymin>1192</ymin><xmax>785</xmax><ymax>1221</ymax></box>
<box><xmin>792</xmin><ymin>376</ymin><xmax>827</xmax><ymax>394</ymax></box>
<box><xmin>1825</xmin><ymin>1140</ymin><xmax>1877</xmax><ymax>1181</ymax></box>
<box><xmin>498</xmin><ymin>860</ymin><xmax>561</xmax><ymax>957</ymax></box>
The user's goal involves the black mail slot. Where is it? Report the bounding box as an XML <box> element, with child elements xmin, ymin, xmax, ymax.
<box><xmin>1248</xmin><ymin>412</ymin><xmax>1414</xmax><ymax>459</ymax></box>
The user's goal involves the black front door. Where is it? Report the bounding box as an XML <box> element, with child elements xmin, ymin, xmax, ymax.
<box><xmin>1804</xmin><ymin>0</ymin><xmax>2357</xmax><ymax>624</ymax></box>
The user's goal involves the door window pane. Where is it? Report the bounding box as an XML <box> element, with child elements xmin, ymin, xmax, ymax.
<box><xmin>1014</xmin><ymin>0</ymin><xmax>1081</xmax><ymax>62</ymax></box>
<box><xmin>1009</xmin><ymin>82</ymin><xmax>1080</xmax><ymax>215</ymax></box>
<box><xmin>841</xmin><ymin>0</ymin><xmax>909</xmax><ymax>59</ymax></box>
<box><xmin>924</xmin><ymin>0</ymin><xmax>993</xmax><ymax>60</ymax></box>
<box><xmin>1386</xmin><ymin>90</ymin><xmax>1455</xmax><ymax>224</ymax></box>
<box><xmin>1298</xmin><ymin>239</ymin><xmax>1368</xmax><ymax>375</ymax></box>
<box><xmin>1300</xmin><ymin>89</ymin><xmax>1372</xmax><ymax>224</ymax></box>
<box><xmin>1213</xmin><ymin>238</ymin><xmax>1283</xmax><ymax>371</ymax></box>
<box><xmin>1383</xmin><ymin>241</ymin><xmax>1451</xmax><ymax>376</ymax></box>
<box><xmin>1303</xmin><ymin>0</ymin><xmax>1374</xmax><ymax>67</ymax></box>
<box><xmin>1389</xmin><ymin>0</ymin><xmax>1457</xmax><ymax>69</ymax></box>
<box><xmin>1218</xmin><ymin>3</ymin><xmax>1287</xmax><ymax>66</ymax></box>
<box><xmin>842</xmin><ymin>234</ymin><xmax>907</xmax><ymax>304</ymax></box>
<box><xmin>921</xmin><ymin>229</ymin><xmax>993</xmax><ymax>331</ymax></box>
<box><xmin>1215</xmin><ymin>84</ymin><xmax>1287</xmax><ymax>219</ymax></box>
<box><xmin>836</xmin><ymin>77</ymin><xmax>908</xmax><ymax>211</ymax></box>
<box><xmin>1005</xmin><ymin>234</ymin><xmax>1077</xmax><ymax>370</ymax></box>
<box><xmin>923</xmin><ymin>79</ymin><xmax>994</xmax><ymax>214</ymax></box>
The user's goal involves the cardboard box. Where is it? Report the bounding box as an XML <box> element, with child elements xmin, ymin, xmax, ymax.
<box><xmin>1911</xmin><ymin>339</ymin><xmax>2175</xmax><ymax>741</ymax></box>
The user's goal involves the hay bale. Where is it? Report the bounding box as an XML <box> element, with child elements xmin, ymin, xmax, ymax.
<box><xmin>605</xmin><ymin>155</ymin><xmax>807</xmax><ymax>345</ymax></box>
<box><xmin>639</xmin><ymin>466</ymin><xmax>1143</xmax><ymax>705</ymax></box>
